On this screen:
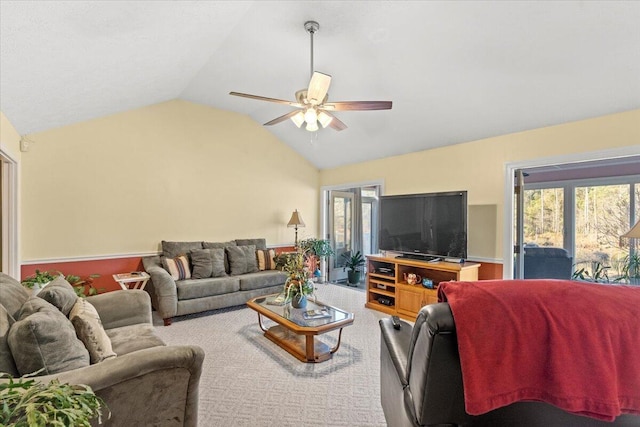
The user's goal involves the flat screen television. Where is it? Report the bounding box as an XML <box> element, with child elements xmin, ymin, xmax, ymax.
<box><xmin>379</xmin><ymin>191</ymin><xmax>467</xmax><ymax>259</ymax></box>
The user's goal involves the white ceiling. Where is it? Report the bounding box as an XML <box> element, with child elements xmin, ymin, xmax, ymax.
<box><xmin>1</xmin><ymin>1</ymin><xmax>639</xmax><ymax>170</ymax></box>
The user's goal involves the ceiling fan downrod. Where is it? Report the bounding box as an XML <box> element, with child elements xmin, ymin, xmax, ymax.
<box><xmin>304</xmin><ymin>21</ymin><xmax>319</xmax><ymax>80</ymax></box>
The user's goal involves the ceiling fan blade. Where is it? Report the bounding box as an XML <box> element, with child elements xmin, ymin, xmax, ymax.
<box><xmin>229</xmin><ymin>92</ymin><xmax>304</xmax><ymax>108</ymax></box>
<box><xmin>318</xmin><ymin>111</ymin><xmax>347</xmax><ymax>131</ymax></box>
<box><xmin>322</xmin><ymin>101</ymin><xmax>393</xmax><ymax>111</ymax></box>
<box><xmin>263</xmin><ymin>110</ymin><xmax>303</xmax><ymax>126</ymax></box>
<box><xmin>328</xmin><ymin>115</ymin><xmax>347</xmax><ymax>131</ymax></box>
<box><xmin>306</xmin><ymin>72</ymin><xmax>332</xmax><ymax>105</ymax></box>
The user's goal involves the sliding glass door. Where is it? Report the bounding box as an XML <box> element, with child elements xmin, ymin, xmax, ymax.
<box><xmin>523</xmin><ymin>186</ymin><xmax>565</xmax><ymax>250</ymax></box>
<box><xmin>517</xmin><ymin>176</ymin><xmax>639</xmax><ymax>280</ymax></box>
<box><xmin>574</xmin><ymin>183</ymin><xmax>637</xmax><ymax>280</ymax></box>
<box><xmin>325</xmin><ymin>185</ymin><xmax>381</xmax><ymax>283</ymax></box>
<box><xmin>328</xmin><ymin>191</ymin><xmax>354</xmax><ymax>282</ymax></box>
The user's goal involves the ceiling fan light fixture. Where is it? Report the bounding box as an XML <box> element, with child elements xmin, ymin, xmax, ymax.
<box><xmin>306</xmin><ymin>120</ymin><xmax>319</xmax><ymax>132</ymax></box>
<box><xmin>317</xmin><ymin>111</ymin><xmax>333</xmax><ymax>128</ymax></box>
<box><xmin>304</xmin><ymin>108</ymin><xmax>317</xmax><ymax>125</ymax></box>
<box><xmin>291</xmin><ymin>111</ymin><xmax>305</xmax><ymax>128</ymax></box>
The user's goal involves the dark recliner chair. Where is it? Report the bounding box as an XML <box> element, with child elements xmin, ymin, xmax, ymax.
<box><xmin>379</xmin><ymin>303</ymin><xmax>639</xmax><ymax>426</ymax></box>
<box><xmin>523</xmin><ymin>246</ymin><xmax>573</xmax><ymax>279</ymax></box>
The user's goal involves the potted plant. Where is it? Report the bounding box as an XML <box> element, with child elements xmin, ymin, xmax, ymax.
<box><xmin>342</xmin><ymin>250</ymin><xmax>365</xmax><ymax>286</ymax></box>
<box><xmin>20</xmin><ymin>270</ymin><xmax>59</xmax><ymax>295</ymax></box>
<box><xmin>298</xmin><ymin>238</ymin><xmax>334</xmax><ymax>282</ymax></box>
<box><xmin>22</xmin><ymin>270</ymin><xmax>102</xmax><ymax>297</ymax></box>
<box><xmin>571</xmin><ymin>261</ymin><xmax>611</xmax><ymax>283</ymax></box>
<box><xmin>0</xmin><ymin>374</ymin><xmax>109</xmax><ymax>426</ymax></box>
<box><xmin>619</xmin><ymin>253</ymin><xmax>640</xmax><ymax>285</ymax></box>
<box><xmin>65</xmin><ymin>274</ymin><xmax>102</xmax><ymax>297</ymax></box>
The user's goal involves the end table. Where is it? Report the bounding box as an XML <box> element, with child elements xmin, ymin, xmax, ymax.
<box><xmin>113</xmin><ymin>271</ymin><xmax>150</xmax><ymax>290</ymax></box>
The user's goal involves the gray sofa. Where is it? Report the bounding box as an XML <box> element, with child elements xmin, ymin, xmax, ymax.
<box><xmin>143</xmin><ymin>238</ymin><xmax>287</xmax><ymax>325</ymax></box>
<box><xmin>0</xmin><ymin>272</ymin><xmax>204</xmax><ymax>427</ymax></box>
<box><xmin>524</xmin><ymin>245</ymin><xmax>573</xmax><ymax>279</ymax></box>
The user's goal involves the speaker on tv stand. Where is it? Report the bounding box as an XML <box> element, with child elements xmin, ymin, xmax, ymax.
<box><xmin>378</xmin><ymin>296</ymin><xmax>393</xmax><ymax>306</ymax></box>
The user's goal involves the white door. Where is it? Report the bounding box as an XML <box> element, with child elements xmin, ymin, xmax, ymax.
<box><xmin>0</xmin><ymin>150</ymin><xmax>19</xmax><ymax>279</ymax></box>
<box><xmin>328</xmin><ymin>191</ymin><xmax>354</xmax><ymax>282</ymax></box>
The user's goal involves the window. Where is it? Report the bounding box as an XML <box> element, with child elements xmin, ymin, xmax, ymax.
<box><xmin>522</xmin><ymin>178</ymin><xmax>639</xmax><ymax>280</ymax></box>
<box><xmin>523</xmin><ymin>187</ymin><xmax>564</xmax><ymax>248</ymax></box>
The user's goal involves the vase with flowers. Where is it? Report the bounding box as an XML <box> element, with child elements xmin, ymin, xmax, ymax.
<box><xmin>276</xmin><ymin>250</ymin><xmax>315</xmax><ymax>308</ymax></box>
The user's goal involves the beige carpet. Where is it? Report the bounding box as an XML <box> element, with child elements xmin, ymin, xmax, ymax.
<box><xmin>153</xmin><ymin>283</ymin><xmax>388</xmax><ymax>426</ymax></box>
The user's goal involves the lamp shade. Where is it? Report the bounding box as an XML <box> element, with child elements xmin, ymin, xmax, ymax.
<box><xmin>287</xmin><ymin>210</ymin><xmax>305</xmax><ymax>228</ymax></box>
<box><xmin>317</xmin><ymin>111</ymin><xmax>333</xmax><ymax>128</ymax></box>
<box><xmin>622</xmin><ymin>219</ymin><xmax>640</xmax><ymax>238</ymax></box>
<box><xmin>290</xmin><ymin>111</ymin><xmax>305</xmax><ymax>128</ymax></box>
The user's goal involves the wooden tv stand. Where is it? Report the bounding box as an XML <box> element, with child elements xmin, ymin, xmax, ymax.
<box><xmin>365</xmin><ymin>255</ymin><xmax>480</xmax><ymax>321</ymax></box>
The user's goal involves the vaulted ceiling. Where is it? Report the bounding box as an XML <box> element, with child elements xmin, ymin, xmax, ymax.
<box><xmin>1</xmin><ymin>1</ymin><xmax>639</xmax><ymax>169</ymax></box>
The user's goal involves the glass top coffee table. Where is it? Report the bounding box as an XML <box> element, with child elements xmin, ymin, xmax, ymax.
<box><xmin>247</xmin><ymin>294</ymin><xmax>354</xmax><ymax>363</ymax></box>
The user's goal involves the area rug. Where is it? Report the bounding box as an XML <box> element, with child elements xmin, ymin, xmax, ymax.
<box><xmin>153</xmin><ymin>283</ymin><xmax>388</xmax><ymax>426</ymax></box>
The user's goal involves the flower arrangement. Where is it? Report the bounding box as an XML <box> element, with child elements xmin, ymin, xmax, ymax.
<box><xmin>279</xmin><ymin>251</ymin><xmax>315</xmax><ymax>301</ymax></box>
<box><xmin>274</xmin><ymin>238</ymin><xmax>334</xmax><ymax>306</ymax></box>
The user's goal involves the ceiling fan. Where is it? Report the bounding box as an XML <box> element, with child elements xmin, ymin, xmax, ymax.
<box><xmin>229</xmin><ymin>21</ymin><xmax>392</xmax><ymax>132</ymax></box>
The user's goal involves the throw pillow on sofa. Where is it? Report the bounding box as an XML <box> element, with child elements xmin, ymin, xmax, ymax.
<box><xmin>162</xmin><ymin>255</ymin><xmax>191</xmax><ymax>280</ymax></box>
<box><xmin>190</xmin><ymin>248</ymin><xmax>226</xmax><ymax>279</ymax></box>
<box><xmin>235</xmin><ymin>238</ymin><xmax>267</xmax><ymax>251</ymax></box>
<box><xmin>203</xmin><ymin>241</ymin><xmax>236</xmax><ymax>273</ymax></box>
<box><xmin>226</xmin><ymin>245</ymin><xmax>259</xmax><ymax>275</ymax></box>
<box><xmin>256</xmin><ymin>249</ymin><xmax>277</xmax><ymax>271</ymax></box>
<box><xmin>8</xmin><ymin>297</ymin><xmax>90</xmax><ymax>376</ymax></box>
<box><xmin>37</xmin><ymin>275</ymin><xmax>78</xmax><ymax>316</ymax></box>
<box><xmin>69</xmin><ymin>298</ymin><xmax>116</xmax><ymax>364</ymax></box>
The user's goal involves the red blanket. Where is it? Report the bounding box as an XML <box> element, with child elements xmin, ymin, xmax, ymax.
<box><xmin>438</xmin><ymin>279</ymin><xmax>640</xmax><ymax>421</ymax></box>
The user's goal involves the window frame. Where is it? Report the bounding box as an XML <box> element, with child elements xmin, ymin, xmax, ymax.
<box><xmin>522</xmin><ymin>175</ymin><xmax>639</xmax><ymax>275</ymax></box>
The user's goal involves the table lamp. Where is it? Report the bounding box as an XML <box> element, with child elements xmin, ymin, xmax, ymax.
<box><xmin>622</xmin><ymin>219</ymin><xmax>640</xmax><ymax>238</ymax></box>
<box><xmin>287</xmin><ymin>209</ymin><xmax>305</xmax><ymax>248</ymax></box>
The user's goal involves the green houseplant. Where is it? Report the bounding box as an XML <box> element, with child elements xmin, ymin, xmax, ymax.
<box><xmin>21</xmin><ymin>270</ymin><xmax>101</xmax><ymax>297</ymax></box>
<box><xmin>298</xmin><ymin>238</ymin><xmax>334</xmax><ymax>282</ymax></box>
<box><xmin>571</xmin><ymin>261</ymin><xmax>611</xmax><ymax>283</ymax></box>
<box><xmin>299</xmin><ymin>238</ymin><xmax>334</xmax><ymax>260</ymax></box>
<box><xmin>619</xmin><ymin>253</ymin><xmax>640</xmax><ymax>285</ymax></box>
<box><xmin>0</xmin><ymin>374</ymin><xmax>108</xmax><ymax>426</ymax></box>
<box><xmin>65</xmin><ymin>274</ymin><xmax>102</xmax><ymax>297</ymax></box>
<box><xmin>20</xmin><ymin>270</ymin><xmax>59</xmax><ymax>294</ymax></box>
<box><xmin>342</xmin><ymin>250</ymin><xmax>365</xmax><ymax>286</ymax></box>
<box><xmin>22</xmin><ymin>269</ymin><xmax>60</xmax><ymax>291</ymax></box>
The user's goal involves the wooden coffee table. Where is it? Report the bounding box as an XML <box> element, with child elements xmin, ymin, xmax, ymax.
<box><xmin>247</xmin><ymin>294</ymin><xmax>354</xmax><ymax>363</ymax></box>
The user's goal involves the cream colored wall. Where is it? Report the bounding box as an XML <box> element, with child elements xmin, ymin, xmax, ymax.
<box><xmin>320</xmin><ymin>109</ymin><xmax>640</xmax><ymax>261</ymax></box>
<box><xmin>0</xmin><ymin>112</ymin><xmax>22</xmax><ymax>160</ymax></box>
<box><xmin>22</xmin><ymin>100</ymin><xmax>319</xmax><ymax>260</ymax></box>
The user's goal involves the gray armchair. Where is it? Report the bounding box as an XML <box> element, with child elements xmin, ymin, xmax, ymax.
<box><xmin>1</xmin><ymin>273</ymin><xmax>204</xmax><ymax>426</ymax></box>
<box><xmin>379</xmin><ymin>303</ymin><xmax>639</xmax><ymax>426</ymax></box>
